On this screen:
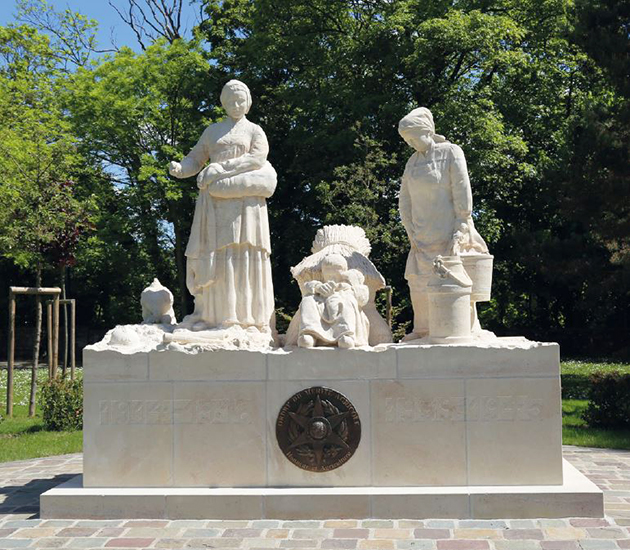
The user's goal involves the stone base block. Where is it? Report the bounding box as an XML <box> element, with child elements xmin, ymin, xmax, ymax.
<box><xmin>41</xmin><ymin>460</ymin><xmax>603</xmax><ymax>520</ymax></box>
<box><xmin>83</xmin><ymin>338</ymin><xmax>564</xmax><ymax>488</ymax></box>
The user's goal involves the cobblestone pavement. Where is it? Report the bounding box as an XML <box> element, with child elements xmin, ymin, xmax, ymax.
<box><xmin>0</xmin><ymin>446</ymin><xmax>629</xmax><ymax>549</ymax></box>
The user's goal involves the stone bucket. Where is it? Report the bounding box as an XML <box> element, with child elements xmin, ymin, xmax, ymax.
<box><xmin>427</xmin><ymin>256</ymin><xmax>473</xmax><ymax>344</ymax></box>
<box><xmin>461</xmin><ymin>253</ymin><xmax>493</xmax><ymax>303</ymax></box>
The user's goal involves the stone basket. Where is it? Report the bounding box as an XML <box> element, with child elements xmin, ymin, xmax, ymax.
<box><xmin>461</xmin><ymin>253</ymin><xmax>493</xmax><ymax>302</ymax></box>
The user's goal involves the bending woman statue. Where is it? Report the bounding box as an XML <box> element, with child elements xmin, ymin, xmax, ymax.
<box><xmin>169</xmin><ymin>80</ymin><xmax>277</xmax><ymax>335</ymax></box>
<box><xmin>398</xmin><ymin>107</ymin><xmax>488</xmax><ymax>341</ymax></box>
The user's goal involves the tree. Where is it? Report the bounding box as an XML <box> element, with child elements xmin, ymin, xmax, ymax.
<box><xmin>3</xmin><ymin>0</ymin><xmax>628</xmax><ymax>357</ymax></box>
<box><xmin>108</xmin><ymin>0</ymin><xmax>195</xmax><ymax>50</ymax></box>
<box><xmin>196</xmin><ymin>0</ymin><xmax>540</xmax><ymax>331</ymax></box>
<box><xmin>0</xmin><ymin>24</ymin><xmax>94</xmax><ymax>413</ymax></box>
<box><xmin>558</xmin><ymin>0</ymin><xmax>630</xmax><ymax>352</ymax></box>
<box><xmin>65</xmin><ymin>38</ymin><xmax>217</xmax><ymax>317</ymax></box>
<box><xmin>194</xmin><ymin>0</ymin><xmax>629</xmax><ymax>353</ymax></box>
<box><xmin>15</xmin><ymin>0</ymin><xmax>113</xmax><ymax>71</ymax></box>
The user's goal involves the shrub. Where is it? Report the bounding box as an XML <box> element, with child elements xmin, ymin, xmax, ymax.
<box><xmin>582</xmin><ymin>371</ymin><xmax>630</xmax><ymax>429</ymax></box>
<box><xmin>40</xmin><ymin>377</ymin><xmax>83</xmax><ymax>431</ymax></box>
<box><xmin>562</xmin><ymin>374</ymin><xmax>592</xmax><ymax>399</ymax></box>
<box><xmin>561</xmin><ymin>360</ymin><xmax>630</xmax><ymax>399</ymax></box>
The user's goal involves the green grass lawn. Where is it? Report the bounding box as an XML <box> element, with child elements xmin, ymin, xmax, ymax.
<box><xmin>560</xmin><ymin>360</ymin><xmax>630</xmax><ymax>450</ymax></box>
<box><xmin>563</xmin><ymin>399</ymin><xmax>630</xmax><ymax>450</ymax></box>
<box><xmin>0</xmin><ymin>360</ymin><xmax>628</xmax><ymax>463</ymax></box>
<box><xmin>0</xmin><ymin>368</ymin><xmax>82</xmax><ymax>463</ymax></box>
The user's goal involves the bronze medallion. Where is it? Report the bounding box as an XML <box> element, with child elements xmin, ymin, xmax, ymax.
<box><xmin>276</xmin><ymin>386</ymin><xmax>361</xmax><ymax>472</ymax></box>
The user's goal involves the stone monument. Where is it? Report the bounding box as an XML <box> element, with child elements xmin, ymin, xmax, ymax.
<box><xmin>41</xmin><ymin>95</ymin><xmax>603</xmax><ymax>520</ymax></box>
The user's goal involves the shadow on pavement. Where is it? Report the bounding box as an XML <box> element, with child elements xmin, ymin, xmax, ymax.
<box><xmin>0</xmin><ymin>474</ymin><xmax>74</xmax><ymax>519</ymax></box>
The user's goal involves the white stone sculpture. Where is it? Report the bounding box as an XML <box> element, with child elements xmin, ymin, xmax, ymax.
<box><xmin>296</xmin><ymin>254</ymin><xmax>370</xmax><ymax>348</ymax></box>
<box><xmin>168</xmin><ymin>80</ymin><xmax>277</xmax><ymax>348</ymax></box>
<box><xmin>286</xmin><ymin>225</ymin><xmax>393</xmax><ymax>347</ymax></box>
<box><xmin>398</xmin><ymin>107</ymin><xmax>493</xmax><ymax>341</ymax></box>
<box><xmin>427</xmin><ymin>256</ymin><xmax>473</xmax><ymax>343</ymax></box>
<box><xmin>48</xmin><ymin>93</ymin><xmax>599</xmax><ymax>522</ymax></box>
<box><xmin>140</xmin><ymin>278</ymin><xmax>176</xmax><ymax>325</ymax></box>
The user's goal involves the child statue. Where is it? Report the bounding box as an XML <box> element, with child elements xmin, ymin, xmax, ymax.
<box><xmin>140</xmin><ymin>278</ymin><xmax>176</xmax><ymax>325</ymax></box>
<box><xmin>297</xmin><ymin>254</ymin><xmax>370</xmax><ymax>349</ymax></box>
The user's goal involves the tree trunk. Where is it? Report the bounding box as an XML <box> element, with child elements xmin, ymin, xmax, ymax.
<box><xmin>29</xmin><ymin>266</ymin><xmax>43</xmax><ymax>417</ymax></box>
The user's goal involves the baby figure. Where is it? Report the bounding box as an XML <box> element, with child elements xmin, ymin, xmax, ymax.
<box><xmin>297</xmin><ymin>254</ymin><xmax>370</xmax><ymax>349</ymax></box>
<box><xmin>141</xmin><ymin>278</ymin><xmax>177</xmax><ymax>325</ymax></box>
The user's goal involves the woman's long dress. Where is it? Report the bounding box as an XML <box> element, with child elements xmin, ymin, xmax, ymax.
<box><xmin>177</xmin><ymin>116</ymin><xmax>277</xmax><ymax>330</ymax></box>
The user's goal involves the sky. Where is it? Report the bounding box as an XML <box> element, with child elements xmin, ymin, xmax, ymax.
<box><xmin>0</xmin><ymin>0</ymin><xmax>201</xmax><ymax>52</ymax></box>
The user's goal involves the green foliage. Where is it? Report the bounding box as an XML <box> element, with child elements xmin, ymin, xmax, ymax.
<box><xmin>583</xmin><ymin>371</ymin><xmax>630</xmax><ymax>429</ymax></box>
<box><xmin>64</xmin><ymin>38</ymin><xmax>219</xmax><ymax>322</ymax></box>
<box><xmin>563</xmin><ymin>399</ymin><xmax>630</xmax><ymax>451</ymax></box>
<box><xmin>0</xmin><ymin>368</ymin><xmax>82</xmax><ymax>463</ymax></box>
<box><xmin>0</xmin><ymin>368</ymin><xmax>83</xmax><ymax>462</ymax></box>
<box><xmin>16</xmin><ymin>0</ymin><xmax>103</xmax><ymax>70</ymax></box>
<box><xmin>40</xmin><ymin>377</ymin><xmax>83</xmax><ymax>431</ymax></box>
<box><xmin>0</xmin><ymin>23</ymin><xmax>96</xmax><ymax>276</ymax></box>
<box><xmin>561</xmin><ymin>360</ymin><xmax>630</xmax><ymax>399</ymax></box>
<box><xmin>0</xmin><ymin>0</ymin><xmax>629</xmax><ymax>354</ymax></box>
<box><xmin>198</xmin><ymin>0</ymin><xmax>630</xmax><ymax>344</ymax></box>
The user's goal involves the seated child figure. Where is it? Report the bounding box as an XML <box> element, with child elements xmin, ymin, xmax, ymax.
<box><xmin>297</xmin><ymin>254</ymin><xmax>370</xmax><ymax>349</ymax></box>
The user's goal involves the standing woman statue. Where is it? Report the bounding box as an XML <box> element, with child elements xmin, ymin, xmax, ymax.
<box><xmin>398</xmin><ymin>107</ymin><xmax>488</xmax><ymax>341</ymax></box>
<box><xmin>169</xmin><ymin>80</ymin><xmax>277</xmax><ymax>336</ymax></box>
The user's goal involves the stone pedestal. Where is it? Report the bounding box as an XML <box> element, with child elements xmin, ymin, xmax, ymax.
<box><xmin>41</xmin><ymin>461</ymin><xmax>603</xmax><ymax>519</ymax></box>
<box><xmin>41</xmin><ymin>337</ymin><xmax>604</xmax><ymax>518</ymax></box>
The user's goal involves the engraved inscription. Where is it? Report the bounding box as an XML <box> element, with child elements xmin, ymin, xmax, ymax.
<box><xmin>384</xmin><ymin>396</ymin><xmax>465</xmax><ymax>422</ymax></box>
<box><xmin>467</xmin><ymin>395</ymin><xmax>542</xmax><ymax>422</ymax></box>
<box><xmin>383</xmin><ymin>395</ymin><xmax>543</xmax><ymax>423</ymax></box>
<box><xmin>173</xmin><ymin>398</ymin><xmax>251</xmax><ymax>424</ymax></box>
<box><xmin>99</xmin><ymin>398</ymin><xmax>252</xmax><ymax>425</ymax></box>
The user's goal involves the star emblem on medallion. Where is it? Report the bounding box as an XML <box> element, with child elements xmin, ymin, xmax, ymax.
<box><xmin>287</xmin><ymin>394</ymin><xmax>350</xmax><ymax>468</ymax></box>
<box><xmin>276</xmin><ymin>387</ymin><xmax>361</xmax><ymax>472</ymax></box>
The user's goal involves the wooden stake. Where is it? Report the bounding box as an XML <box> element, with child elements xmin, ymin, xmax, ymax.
<box><xmin>52</xmin><ymin>296</ymin><xmax>60</xmax><ymax>378</ymax></box>
<box><xmin>6</xmin><ymin>292</ymin><xmax>16</xmax><ymax>417</ymax></box>
<box><xmin>70</xmin><ymin>299</ymin><xmax>76</xmax><ymax>380</ymax></box>
<box><xmin>47</xmin><ymin>302</ymin><xmax>53</xmax><ymax>378</ymax></box>
<box><xmin>6</xmin><ymin>287</ymin><xmax>62</xmax><ymax>406</ymax></box>
<box><xmin>10</xmin><ymin>287</ymin><xmax>63</xmax><ymax>295</ymax></box>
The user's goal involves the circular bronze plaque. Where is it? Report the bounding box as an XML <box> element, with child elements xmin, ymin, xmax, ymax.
<box><xmin>276</xmin><ymin>386</ymin><xmax>361</xmax><ymax>472</ymax></box>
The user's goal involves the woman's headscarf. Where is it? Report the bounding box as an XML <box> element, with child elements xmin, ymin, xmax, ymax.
<box><xmin>220</xmin><ymin>79</ymin><xmax>252</xmax><ymax>114</ymax></box>
<box><xmin>398</xmin><ymin>107</ymin><xmax>446</xmax><ymax>143</ymax></box>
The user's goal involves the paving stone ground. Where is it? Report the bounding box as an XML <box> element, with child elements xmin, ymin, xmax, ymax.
<box><xmin>0</xmin><ymin>446</ymin><xmax>629</xmax><ymax>549</ymax></box>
